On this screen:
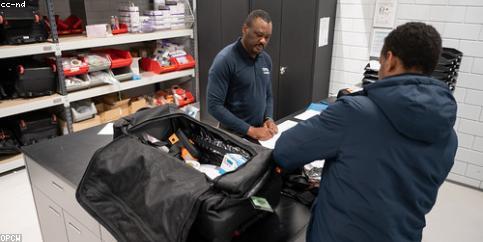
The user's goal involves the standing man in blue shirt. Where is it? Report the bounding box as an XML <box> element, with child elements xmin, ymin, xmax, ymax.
<box><xmin>274</xmin><ymin>22</ymin><xmax>458</xmax><ymax>242</ymax></box>
<box><xmin>207</xmin><ymin>10</ymin><xmax>277</xmax><ymax>141</ymax></box>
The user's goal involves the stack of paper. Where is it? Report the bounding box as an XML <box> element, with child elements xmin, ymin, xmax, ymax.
<box><xmin>259</xmin><ymin>120</ymin><xmax>298</xmax><ymax>149</ymax></box>
<box><xmin>294</xmin><ymin>103</ymin><xmax>328</xmax><ymax>121</ymax></box>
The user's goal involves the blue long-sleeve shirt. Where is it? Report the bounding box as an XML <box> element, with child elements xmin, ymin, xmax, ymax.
<box><xmin>207</xmin><ymin>38</ymin><xmax>273</xmax><ymax>135</ymax></box>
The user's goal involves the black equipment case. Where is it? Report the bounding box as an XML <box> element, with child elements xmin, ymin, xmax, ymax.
<box><xmin>0</xmin><ymin>0</ymin><xmax>40</xmax><ymax>22</ymax></box>
<box><xmin>76</xmin><ymin>105</ymin><xmax>282</xmax><ymax>242</ymax></box>
<box><xmin>0</xmin><ymin>127</ymin><xmax>20</xmax><ymax>156</ymax></box>
<box><xmin>0</xmin><ymin>19</ymin><xmax>48</xmax><ymax>45</ymax></box>
<box><xmin>5</xmin><ymin>58</ymin><xmax>57</xmax><ymax>98</ymax></box>
<box><xmin>13</xmin><ymin>111</ymin><xmax>59</xmax><ymax>146</ymax></box>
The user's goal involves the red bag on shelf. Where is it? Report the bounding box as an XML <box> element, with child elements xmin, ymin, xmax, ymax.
<box><xmin>64</xmin><ymin>15</ymin><xmax>83</xmax><ymax>34</ymax></box>
<box><xmin>44</xmin><ymin>15</ymin><xmax>84</xmax><ymax>35</ymax></box>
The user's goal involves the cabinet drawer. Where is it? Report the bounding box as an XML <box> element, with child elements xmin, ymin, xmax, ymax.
<box><xmin>64</xmin><ymin>211</ymin><xmax>101</xmax><ymax>242</ymax></box>
<box><xmin>32</xmin><ymin>187</ymin><xmax>69</xmax><ymax>242</ymax></box>
<box><xmin>26</xmin><ymin>158</ymin><xmax>101</xmax><ymax>237</ymax></box>
<box><xmin>101</xmin><ymin>225</ymin><xmax>118</xmax><ymax>242</ymax></box>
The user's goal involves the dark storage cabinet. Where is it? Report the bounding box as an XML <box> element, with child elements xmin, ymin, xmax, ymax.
<box><xmin>197</xmin><ymin>0</ymin><xmax>337</xmax><ymax>121</ymax></box>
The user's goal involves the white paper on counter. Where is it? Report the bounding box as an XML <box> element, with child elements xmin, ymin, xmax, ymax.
<box><xmin>294</xmin><ymin>109</ymin><xmax>320</xmax><ymax>121</ymax></box>
<box><xmin>259</xmin><ymin>120</ymin><xmax>298</xmax><ymax>149</ymax></box>
<box><xmin>97</xmin><ymin>123</ymin><xmax>114</xmax><ymax>135</ymax></box>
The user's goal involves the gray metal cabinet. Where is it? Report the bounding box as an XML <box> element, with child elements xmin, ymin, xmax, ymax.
<box><xmin>64</xmin><ymin>211</ymin><xmax>101</xmax><ymax>242</ymax></box>
<box><xmin>26</xmin><ymin>157</ymin><xmax>108</xmax><ymax>242</ymax></box>
<box><xmin>197</xmin><ymin>0</ymin><xmax>337</xmax><ymax>121</ymax></box>
<box><xmin>32</xmin><ymin>187</ymin><xmax>69</xmax><ymax>242</ymax></box>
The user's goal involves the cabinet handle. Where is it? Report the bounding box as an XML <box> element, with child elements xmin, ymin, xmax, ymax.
<box><xmin>48</xmin><ymin>206</ymin><xmax>60</xmax><ymax>217</ymax></box>
<box><xmin>51</xmin><ymin>181</ymin><xmax>64</xmax><ymax>191</ymax></box>
<box><xmin>69</xmin><ymin>222</ymin><xmax>82</xmax><ymax>234</ymax></box>
<box><xmin>280</xmin><ymin>66</ymin><xmax>287</xmax><ymax>75</ymax></box>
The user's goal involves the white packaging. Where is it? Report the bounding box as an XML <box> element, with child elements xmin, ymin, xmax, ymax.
<box><xmin>86</xmin><ymin>24</ymin><xmax>110</xmax><ymax>38</ymax></box>
<box><xmin>120</xmin><ymin>16</ymin><xmax>140</xmax><ymax>23</ymax></box>
<box><xmin>144</xmin><ymin>10</ymin><xmax>169</xmax><ymax>16</ymax></box>
<box><xmin>220</xmin><ymin>153</ymin><xmax>247</xmax><ymax>173</ymax></box>
<box><xmin>154</xmin><ymin>0</ymin><xmax>166</xmax><ymax>10</ymax></box>
<box><xmin>131</xmin><ymin>57</ymin><xmax>141</xmax><ymax>80</ymax></box>
<box><xmin>153</xmin><ymin>24</ymin><xmax>171</xmax><ymax>30</ymax></box>
<box><xmin>198</xmin><ymin>164</ymin><xmax>223</xmax><ymax>180</ymax></box>
<box><xmin>119</xmin><ymin>5</ymin><xmax>139</xmax><ymax>12</ymax></box>
<box><xmin>148</xmin><ymin>15</ymin><xmax>170</xmax><ymax>21</ymax></box>
<box><xmin>169</xmin><ymin>3</ymin><xmax>185</xmax><ymax>15</ymax></box>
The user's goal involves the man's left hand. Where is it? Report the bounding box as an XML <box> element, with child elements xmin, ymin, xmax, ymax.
<box><xmin>264</xmin><ymin>119</ymin><xmax>278</xmax><ymax>135</ymax></box>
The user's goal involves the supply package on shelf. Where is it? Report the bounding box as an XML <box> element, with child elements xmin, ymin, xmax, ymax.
<box><xmin>141</xmin><ymin>39</ymin><xmax>195</xmax><ymax>74</ymax></box>
<box><xmin>62</xmin><ymin>49</ymin><xmax>137</xmax><ymax>92</ymax></box>
<box><xmin>151</xmin><ymin>84</ymin><xmax>195</xmax><ymax>108</ymax></box>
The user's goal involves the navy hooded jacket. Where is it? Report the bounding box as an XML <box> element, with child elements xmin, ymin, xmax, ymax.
<box><xmin>273</xmin><ymin>74</ymin><xmax>458</xmax><ymax>242</ymax></box>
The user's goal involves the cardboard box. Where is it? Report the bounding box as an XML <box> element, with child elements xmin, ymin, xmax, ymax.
<box><xmin>99</xmin><ymin>107</ymin><xmax>130</xmax><ymax>123</ymax></box>
<box><xmin>129</xmin><ymin>98</ymin><xmax>149</xmax><ymax>114</ymax></box>
<box><xmin>59</xmin><ymin>115</ymin><xmax>102</xmax><ymax>133</ymax></box>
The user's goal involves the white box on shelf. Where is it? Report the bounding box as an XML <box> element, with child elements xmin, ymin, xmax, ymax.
<box><xmin>86</xmin><ymin>24</ymin><xmax>110</xmax><ymax>38</ymax></box>
<box><xmin>169</xmin><ymin>3</ymin><xmax>185</xmax><ymax>15</ymax></box>
<box><xmin>119</xmin><ymin>5</ymin><xmax>139</xmax><ymax>12</ymax></box>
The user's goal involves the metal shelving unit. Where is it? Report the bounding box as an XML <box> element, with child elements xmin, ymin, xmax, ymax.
<box><xmin>0</xmin><ymin>154</ymin><xmax>24</xmax><ymax>174</ymax></box>
<box><xmin>58</xmin><ymin>29</ymin><xmax>193</xmax><ymax>51</ymax></box>
<box><xmin>0</xmin><ymin>0</ymin><xmax>198</xmax><ymax>174</ymax></box>
<box><xmin>0</xmin><ymin>94</ymin><xmax>67</xmax><ymax>119</ymax></box>
<box><xmin>67</xmin><ymin>69</ymin><xmax>195</xmax><ymax>102</ymax></box>
<box><xmin>0</xmin><ymin>41</ymin><xmax>56</xmax><ymax>58</ymax></box>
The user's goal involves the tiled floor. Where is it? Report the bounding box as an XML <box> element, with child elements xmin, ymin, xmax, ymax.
<box><xmin>1</xmin><ymin>168</ymin><xmax>483</xmax><ymax>242</ymax></box>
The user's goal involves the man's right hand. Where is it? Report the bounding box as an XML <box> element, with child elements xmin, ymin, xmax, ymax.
<box><xmin>247</xmin><ymin>126</ymin><xmax>273</xmax><ymax>141</ymax></box>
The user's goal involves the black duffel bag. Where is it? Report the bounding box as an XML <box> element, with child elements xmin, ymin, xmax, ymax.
<box><xmin>76</xmin><ymin>105</ymin><xmax>282</xmax><ymax>242</ymax></box>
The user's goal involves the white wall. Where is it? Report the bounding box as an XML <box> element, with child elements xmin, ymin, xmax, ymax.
<box><xmin>330</xmin><ymin>0</ymin><xmax>483</xmax><ymax>190</ymax></box>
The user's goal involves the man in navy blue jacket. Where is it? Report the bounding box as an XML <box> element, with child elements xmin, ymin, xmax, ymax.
<box><xmin>273</xmin><ymin>22</ymin><xmax>458</xmax><ymax>242</ymax></box>
<box><xmin>207</xmin><ymin>10</ymin><xmax>277</xmax><ymax>141</ymax></box>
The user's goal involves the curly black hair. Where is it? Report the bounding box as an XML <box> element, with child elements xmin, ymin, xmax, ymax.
<box><xmin>381</xmin><ymin>22</ymin><xmax>442</xmax><ymax>75</ymax></box>
<box><xmin>244</xmin><ymin>9</ymin><xmax>272</xmax><ymax>27</ymax></box>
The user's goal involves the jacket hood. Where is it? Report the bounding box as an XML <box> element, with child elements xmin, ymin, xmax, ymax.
<box><xmin>364</xmin><ymin>74</ymin><xmax>457</xmax><ymax>143</ymax></box>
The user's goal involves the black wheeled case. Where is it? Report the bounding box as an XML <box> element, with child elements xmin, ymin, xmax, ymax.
<box><xmin>14</xmin><ymin>111</ymin><xmax>59</xmax><ymax>146</ymax></box>
<box><xmin>7</xmin><ymin>59</ymin><xmax>57</xmax><ymax>97</ymax></box>
<box><xmin>0</xmin><ymin>0</ymin><xmax>40</xmax><ymax>23</ymax></box>
<box><xmin>0</xmin><ymin>19</ymin><xmax>48</xmax><ymax>45</ymax></box>
<box><xmin>0</xmin><ymin>128</ymin><xmax>20</xmax><ymax>155</ymax></box>
<box><xmin>76</xmin><ymin>105</ymin><xmax>282</xmax><ymax>242</ymax></box>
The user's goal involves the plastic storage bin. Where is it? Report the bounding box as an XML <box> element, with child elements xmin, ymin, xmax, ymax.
<box><xmin>171</xmin><ymin>54</ymin><xmax>195</xmax><ymax>70</ymax></box>
<box><xmin>97</xmin><ymin>49</ymin><xmax>133</xmax><ymax>69</ymax></box>
<box><xmin>140</xmin><ymin>57</ymin><xmax>177</xmax><ymax>74</ymax></box>
<box><xmin>82</xmin><ymin>53</ymin><xmax>111</xmax><ymax>72</ymax></box>
<box><xmin>65</xmin><ymin>74</ymin><xmax>91</xmax><ymax>92</ymax></box>
<box><xmin>110</xmin><ymin>66</ymin><xmax>133</xmax><ymax>82</ymax></box>
<box><xmin>71</xmin><ymin>100</ymin><xmax>98</xmax><ymax>122</ymax></box>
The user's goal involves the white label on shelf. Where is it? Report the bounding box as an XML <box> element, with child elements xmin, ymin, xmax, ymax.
<box><xmin>53</xmin><ymin>98</ymin><xmax>62</xmax><ymax>104</ymax></box>
<box><xmin>43</xmin><ymin>46</ymin><xmax>53</xmax><ymax>52</ymax></box>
